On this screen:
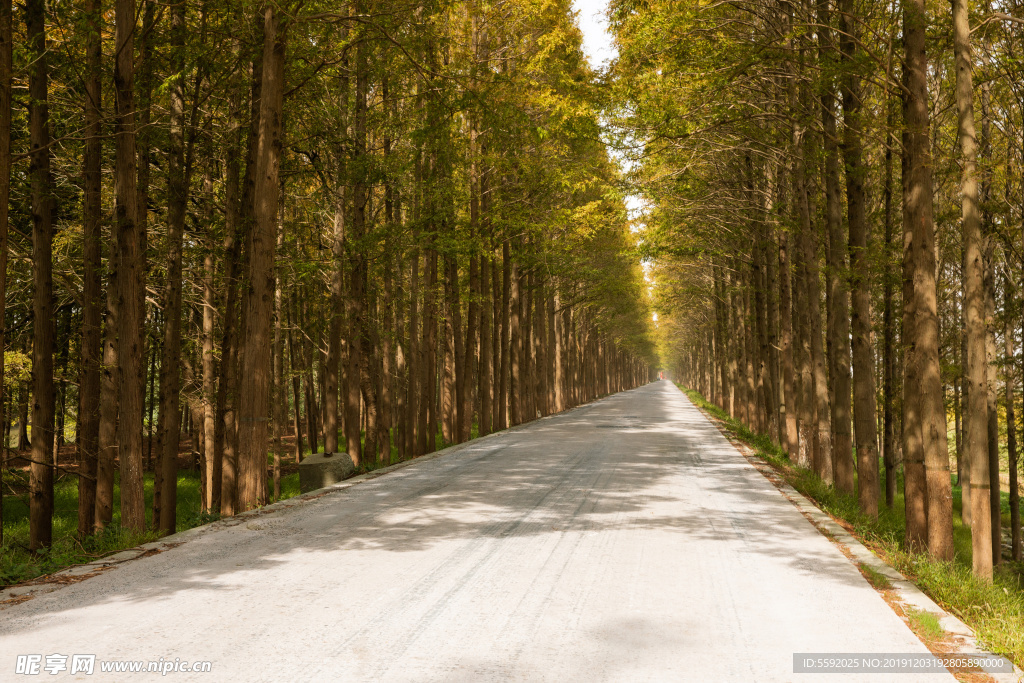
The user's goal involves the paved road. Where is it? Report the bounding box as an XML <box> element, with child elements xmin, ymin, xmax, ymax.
<box><xmin>0</xmin><ymin>381</ymin><xmax>950</xmax><ymax>682</ymax></box>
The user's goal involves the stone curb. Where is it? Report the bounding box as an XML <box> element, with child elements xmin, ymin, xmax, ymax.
<box><xmin>0</xmin><ymin>391</ymin><xmax>614</xmax><ymax>608</ymax></box>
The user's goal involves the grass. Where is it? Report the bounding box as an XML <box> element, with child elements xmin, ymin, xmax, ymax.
<box><xmin>2</xmin><ymin>468</ymin><xmax>205</xmax><ymax>587</ymax></box>
<box><xmin>859</xmin><ymin>562</ymin><xmax>894</xmax><ymax>591</ymax></box>
<box><xmin>907</xmin><ymin>607</ymin><xmax>946</xmax><ymax>642</ymax></box>
<box><xmin>680</xmin><ymin>385</ymin><xmax>1024</xmax><ymax>667</ymax></box>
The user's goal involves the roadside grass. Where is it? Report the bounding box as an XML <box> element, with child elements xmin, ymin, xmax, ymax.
<box><xmin>680</xmin><ymin>385</ymin><xmax>1024</xmax><ymax>667</ymax></box>
<box><xmin>2</xmin><ymin>470</ymin><xmax>199</xmax><ymax>587</ymax></box>
<box><xmin>859</xmin><ymin>562</ymin><xmax>894</xmax><ymax>591</ymax></box>
<box><xmin>907</xmin><ymin>607</ymin><xmax>946</xmax><ymax>642</ymax></box>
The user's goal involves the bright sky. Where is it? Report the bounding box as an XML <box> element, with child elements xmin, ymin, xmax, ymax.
<box><xmin>572</xmin><ymin>0</ymin><xmax>616</xmax><ymax>68</ymax></box>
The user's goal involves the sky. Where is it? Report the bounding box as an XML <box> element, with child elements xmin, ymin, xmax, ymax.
<box><xmin>571</xmin><ymin>0</ymin><xmax>616</xmax><ymax>68</ymax></box>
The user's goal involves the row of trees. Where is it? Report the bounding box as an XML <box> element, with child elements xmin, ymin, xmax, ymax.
<box><xmin>0</xmin><ymin>0</ymin><xmax>655</xmax><ymax>551</ymax></box>
<box><xmin>609</xmin><ymin>0</ymin><xmax>1024</xmax><ymax>579</ymax></box>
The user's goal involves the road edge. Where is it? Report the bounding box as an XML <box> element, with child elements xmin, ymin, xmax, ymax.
<box><xmin>0</xmin><ymin>389</ymin><xmax>620</xmax><ymax>609</ymax></box>
<box><xmin>677</xmin><ymin>386</ymin><xmax>1023</xmax><ymax>683</ymax></box>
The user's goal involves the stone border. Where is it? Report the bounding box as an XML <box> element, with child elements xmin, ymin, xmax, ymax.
<box><xmin>0</xmin><ymin>392</ymin><xmax>611</xmax><ymax>608</ymax></box>
<box><xmin>694</xmin><ymin>399</ymin><xmax>1023</xmax><ymax>683</ymax></box>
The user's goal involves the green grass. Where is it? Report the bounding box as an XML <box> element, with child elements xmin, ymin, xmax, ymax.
<box><xmin>680</xmin><ymin>385</ymin><xmax>1024</xmax><ymax>667</ymax></box>
<box><xmin>859</xmin><ymin>562</ymin><xmax>894</xmax><ymax>591</ymax></box>
<box><xmin>1</xmin><ymin>469</ymin><xmax>207</xmax><ymax>587</ymax></box>
<box><xmin>907</xmin><ymin>607</ymin><xmax>945</xmax><ymax>641</ymax></box>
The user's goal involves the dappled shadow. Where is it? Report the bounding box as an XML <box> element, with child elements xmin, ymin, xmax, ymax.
<box><xmin>0</xmin><ymin>380</ymin><xmax>885</xmax><ymax>680</ymax></box>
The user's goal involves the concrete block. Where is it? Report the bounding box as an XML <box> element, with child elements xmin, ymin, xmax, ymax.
<box><xmin>299</xmin><ymin>452</ymin><xmax>356</xmax><ymax>492</ymax></box>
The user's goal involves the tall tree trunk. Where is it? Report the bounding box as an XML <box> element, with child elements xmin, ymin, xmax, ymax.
<box><xmin>446</xmin><ymin>255</ymin><xmax>465</xmax><ymax>443</ymax></box>
<box><xmin>802</xmin><ymin>168</ymin><xmax>832</xmax><ymax>484</ymax></box>
<box><xmin>815</xmin><ymin>2</ymin><xmax>851</xmax><ymax>491</ymax></box>
<box><xmin>465</xmin><ymin>254</ymin><xmax>479</xmax><ymax>439</ymax></box>
<box><xmin>213</xmin><ymin>52</ymin><xmax>248</xmax><ymax>516</ymax></box>
<box><xmin>76</xmin><ymin>0</ymin><xmax>102</xmax><ymax>537</ymax></box>
<box><xmin>325</xmin><ymin>205</ymin><xmax>345</xmax><ymax>454</ymax></box>
<box><xmin>425</xmin><ymin>250</ymin><xmax>438</xmax><ymax>452</ymax></box>
<box><xmin>0</xmin><ymin>0</ymin><xmax>8</xmax><ymax>550</ymax></box>
<box><xmin>979</xmin><ymin>62</ymin><xmax>1001</xmax><ymax>568</ymax></box>
<box><xmin>1004</xmin><ymin>276</ymin><xmax>1019</xmax><ymax>562</ymax></box>
<box><xmin>114</xmin><ymin>0</ymin><xmax>144</xmax><ymax>531</ymax></box>
<box><xmin>201</xmin><ymin>240</ymin><xmax>218</xmax><ymax>510</ymax></box>
<box><xmin>498</xmin><ymin>241</ymin><xmax>511</xmax><ymax>430</ymax></box>
<box><xmin>285</xmin><ymin>297</ymin><xmax>304</xmax><ymax>462</ymax></box>
<box><xmin>27</xmin><ymin>0</ymin><xmax>55</xmax><ymax>549</ymax></box>
<box><xmin>346</xmin><ymin>12</ymin><xmax>368</xmax><ymax>466</ymax></box>
<box><xmin>509</xmin><ymin>258</ymin><xmax>521</xmax><ymax>426</ymax></box>
<box><xmin>407</xmin><ymin>252</ymin><xmax>420</xmax><ymax>456</ymax></box>
<box><xmin>237</xmin><ymin>6</ymin><xmax>286</xmax><ymax>511</ymax></box>
<box><xmin>953</xmin><ymin>0</ymin><xmax>991</xmax><ymax>577</ymax></box>
<box><xmin>906</xmin><ymin>0</ymin><xmax>953</xmax><ymax>560</ymax></box>
<box><xmin>157</xmin><ymin>0</ymin><xmax>190</xmax><ymax>533</ymax></box>
<box><xmin>882</xmin><ymin>96</ymin><xmax>897</xmax><ymax>509</ymax></box>
<box><xmin>839</xmin><ymin>0</ymin><xmax>879</xmax><ymax>517</ymax></box>
<box><xmin>272</xmin><ymin>232</ymin><xmax>285</xmax><ymax>499</ymax></box>
<box><xmin>779</xmin><ymin>224</ymin><xmax>797</xmax><ymax>456</ymax></box>
<box><xmin>324</xmin><ymin>36</ymin><xmax>349</xmax><ymax>455</ymax></box>
<box><xmin>479</xmin><ymin>254</ymin><xmax>492</xmax><ymax>436</ymax></box>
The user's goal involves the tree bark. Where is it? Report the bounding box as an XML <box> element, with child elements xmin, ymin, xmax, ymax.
<box><xmin>1004</xmin><ymin>276</ymin><xmax>1019</xmax><ymax>562</ymax></box>
<box><xmin>839</xmin><ymin>0</ymin><xmax>879</xmax><ymax>517</ymax></box>
<box><xmin>237</xmin><ymin>6</ymin><xmax>286</xmax><ymax>511</ymax></box>
<box><xmin>882</xmin><ymin>96</ymin><xmax>897</xmax><ymax>509</ymax></box>
<box><xmin>905</xmin><ymin>0</ymin><xmax>953</xmax><ymax>559</ymax></box>
<box><xmin>499</xmin><ymin>240</ymin><xmax>511</xmax><ymax>430</ymax></box>
<box><xmin>114</xmin><ymin>0</ymin><xmax>144</xmax><ymax>532</ymax></box>
<box><xmin>27</xmin><ymin>0</ymin><xmax>55</xmax><ymax>549</ymax></box>
<box><xmin>76</xmin><ymin>0</ymin><xmax>102</xmax><ymax>537</ymax></box>
<box><xmin>157</xmin><ymin>0</ymin><xmax>190</xmax><ymax>533</ymax></box>
<box><xmin>952</xmin><ymin>0</ymin><xmax>991</xmax><ymax>576</ymax></box>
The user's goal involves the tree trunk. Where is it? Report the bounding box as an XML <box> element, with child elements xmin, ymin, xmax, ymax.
<box><xmin>498</xmin><ymin>241</ymin><xmax>511</xmax><ymax>430</ymax></box>
<box><xmin>76</xmin><ymin>0</ymin><xmax>101</xmax><ymax>537</ymax></box>
<box><xmin>237</xmin><ymin>6</ymin><xmax>286</xmax><ymax>511</ymax></box>
<box><xmin>325</xmin><ymin>205</ymin><xmax>345</xmax><ymax>454</ymax></box>
<box><xmin>509</xmin><ymin>258</ymin><xmax>521</xmax><ymax>426</ymax></box>
<box><xmin>407</xmin><ymin>252</ymin><xmax>420</xmax><ymax>456</ymax></box>
<box><xmin>157</xmin><ymin>0</ymin><xmax>190</xmax><ymax>533</ymax></box>
<box><xmin>882</xmin><ymin>96</ymin><xmax>897</xmax><ymax>509</ymax></box>
<box><xmin>27</xmin><ymin>0</ymin><xmax>55</xmax><ymax>549</ymax></box>
<box><xmin>421</xmin><ymin>250</ymin><xmax>438</xmax><ymax>453</ymax></box>
<box><xmin>952</xmin><ymin>0</ymin><xmax>991</xmax><ymax>577</ymax></box>
<box><xmin>1004</xmin><ymin>276</ymin><xmax>1019</xmax><ymax>562</ymax></box>
<box><xmin>114</xmin><ymin>0</ymin><xmax>144</xmax><ymax>532</ymax></box>
<box><xmin>906</xmin><ymin>0</ymin><xmax>953</xmax><ymax>560</ymax></box>
<box><xmin>839</xmin><ymin>0</ymin><xmax>879</xmax><ymax>517</ymax></box>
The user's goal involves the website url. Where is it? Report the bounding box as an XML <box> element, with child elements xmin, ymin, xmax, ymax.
<box><xmin>15</xmin><ymin>654</ymin><xmax>212</xmax><ymax>676</ymax></box>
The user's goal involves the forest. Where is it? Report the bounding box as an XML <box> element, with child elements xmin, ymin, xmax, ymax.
<box><xmin>0</xmin><ymin>0</ymin><xmax>656</xmax><ymax>571</ymax></box>
<box><xmin>613</xmin><ymin>0</ymin><xmax>1024</xmax><ymax>581</ymax></box>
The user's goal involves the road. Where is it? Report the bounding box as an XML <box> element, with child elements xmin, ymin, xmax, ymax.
<box><xmin>0</xmin><ymin>381</ymin><xmax>951</xmax><ymax>681</ymax></box>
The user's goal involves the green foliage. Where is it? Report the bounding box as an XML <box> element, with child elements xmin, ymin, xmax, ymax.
<box><xmin>3</xmin><ymin>351</ymin><xmax>31</xmax><ymax>390</ymax></box>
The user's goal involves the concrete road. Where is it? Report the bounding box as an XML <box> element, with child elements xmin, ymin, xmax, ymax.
<box><xmin>0</xmin><ymin>381</ymin><xmax>951</xmax><ymax>682</ymax></box>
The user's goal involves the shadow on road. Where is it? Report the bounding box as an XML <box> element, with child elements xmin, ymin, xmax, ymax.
<box><xmin>0</xmin><ymin>381</ymin><xmax>868</xmax><ymax>639</ymax></box>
